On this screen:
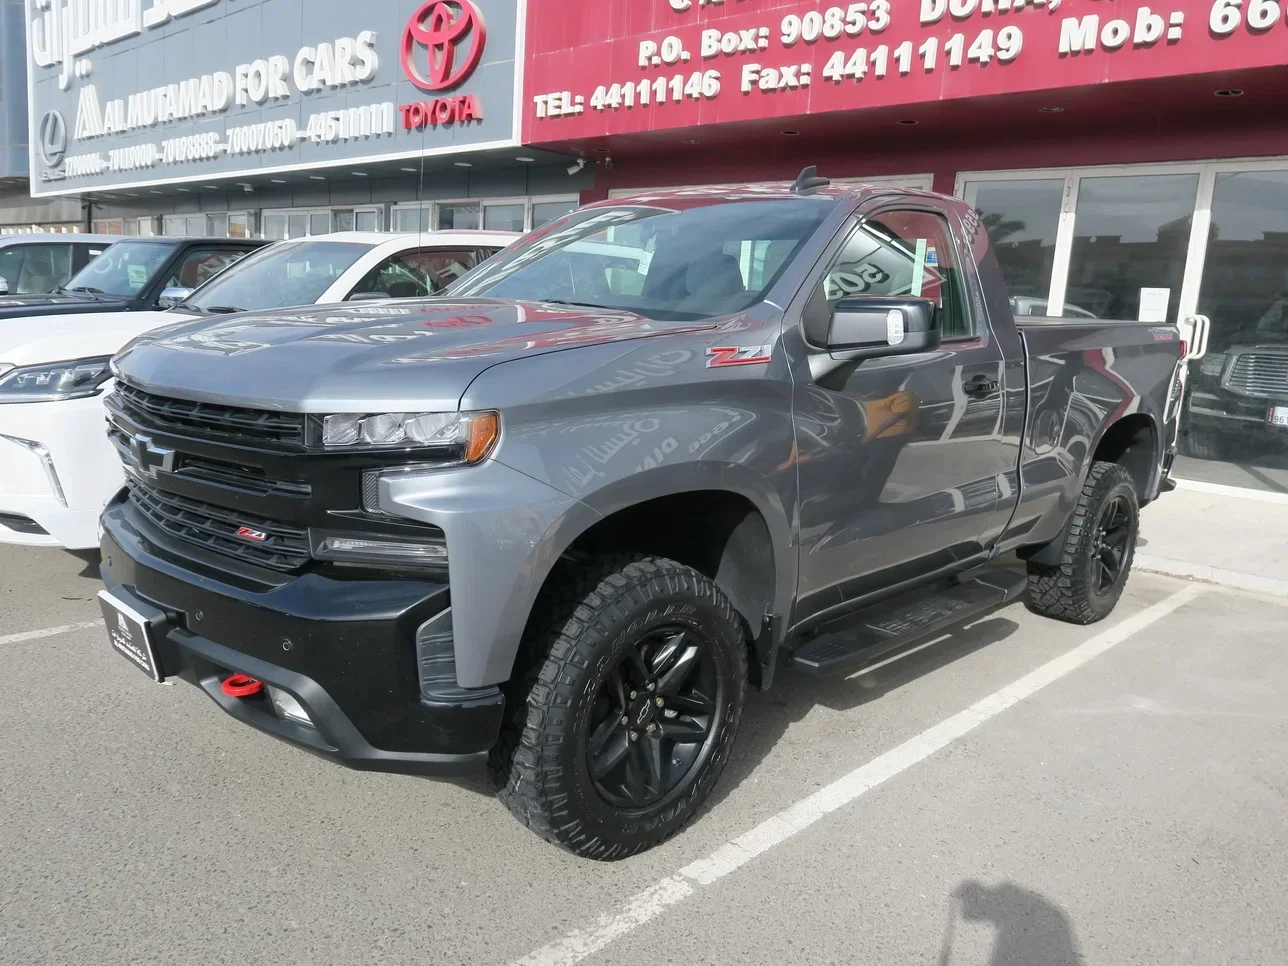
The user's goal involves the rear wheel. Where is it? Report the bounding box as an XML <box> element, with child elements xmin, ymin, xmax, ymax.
<box><xmin>490</xmin><ymin>554</ymin><xmax>747</xmax><ymax>860</ymax></box>
<box><xmin>1025</xmin><ymin>461</ymin><xmax>1139</xmax><ymax>624</ymax></box>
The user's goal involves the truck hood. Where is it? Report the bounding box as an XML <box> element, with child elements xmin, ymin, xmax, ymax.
<box><xmin>0</xmin><ymin>292</ymin><xmax>131</xmax><ymax>319</ymax></box>
<box><xmin>115</xmin><ymin>298</ymin><xmax>718</xmax><ymax>413</ymax></box>
<box><xmin>0</xmin><ymin>309</ymin><xmax>197</xmax><ymax>366</ymax></box>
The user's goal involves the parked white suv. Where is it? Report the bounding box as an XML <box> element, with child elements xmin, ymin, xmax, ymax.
<box><xmin>0</xmin><ymin>230</ymin><xmax>518</xmax><ymax>549</ymax></box>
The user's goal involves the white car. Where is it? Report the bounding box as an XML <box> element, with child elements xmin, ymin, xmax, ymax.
<box><xmin>0</xmin><ymin>229</ymin><xmax>518</xmax><ymax>550</ymax></box>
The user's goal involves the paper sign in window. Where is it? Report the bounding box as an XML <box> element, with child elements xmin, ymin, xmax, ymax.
<box><xmin>911</xmin><ymin>238</ymin><xmax>927</xmax><ymax>297</ymax></box>
<box><xmin>1138</xmin><ymin>287</ymin><xmax>1170</xmax><ymax>323</ymax></box>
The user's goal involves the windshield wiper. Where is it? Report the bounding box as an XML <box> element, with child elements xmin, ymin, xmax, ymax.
<box><xmin>540</xmin><ymin>298</ymin><xmax>622</xmax><ymax>312</ymax></box>
<box><xmin>68</xmin><ymin>286</ymin><xmax>106</xmax><ymax>295</ymax></box>
<box><xmin>202</xmin><ymin>305</ymin><xmax>243</xmax><ymax>314</ymax></box>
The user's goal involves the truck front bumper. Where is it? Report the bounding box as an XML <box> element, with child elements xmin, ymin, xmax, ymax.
<box><xmin>100</xmin><ymin>500</ymin><xmax>504</xmax><ymax>778</ymax></box>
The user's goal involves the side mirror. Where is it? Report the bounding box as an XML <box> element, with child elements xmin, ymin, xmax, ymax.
<box><xmin>827</xmin><ymin>296</ymin><xmax>940</xmax><ymax>358</ymax></box>
<box><xmin>158</xmin><ymin>286</ymin><xmax>194</xmax><ymax>308</ymax></box>
<box><xmin>346</xmin><ymin>291</ymin><xmax>393</xmax><ymax>301</ymax></box>
<box><xmin>0</xmin><ymin>276</ymin><xmax>8</xmax><ymax>296</ymax></box>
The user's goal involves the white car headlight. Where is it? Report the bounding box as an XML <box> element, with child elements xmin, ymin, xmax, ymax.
<box><xmin>0</xmin><ymin>356</ymin><xmax>113</xmax><ymax>404</ymax></box>
<box><xmin>309</xmin><ymin>410</ymin><xmax>500</xmax><ymax>463</ymax></box>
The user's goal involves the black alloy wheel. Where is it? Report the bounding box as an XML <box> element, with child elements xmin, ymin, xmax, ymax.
<box><xmin>490</xmin><ymin>554</ymin><xmax>747</xmax><ymax>860</ymax></box>
<box><xmin>1091</xmin><ymin>495</ymin><xmax>1133</xmax><ymax>593</ymax></box>
<box><xmin>1025</xmin><ymin>461</ymin><xmax>1140</xmax><ymax>624</ymax></box>
<box><xmin>586</xmin><ymin>626</ymin><xmax>719</xmax><ymax>809</ymax></box>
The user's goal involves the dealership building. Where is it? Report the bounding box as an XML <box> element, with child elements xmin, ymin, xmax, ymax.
<box><xmin>517</xmin><ymin>0</ymin><xmax>1288</xmax><ymax>492</ymax></box>
<box><xmin>24</xmin><ymin>0</ymin><xmax>590</xmax><ymax>238</ymax></box>
<box><xmin>19</xmin><ymin>0</ymin><xmax>1288</xmax><ymax>491</ymax></box>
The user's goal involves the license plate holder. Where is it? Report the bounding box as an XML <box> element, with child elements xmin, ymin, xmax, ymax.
<box><xmin>98</xmin><ymin>589</ymin><xmax>164</xmax><ymax>683</ymax></box>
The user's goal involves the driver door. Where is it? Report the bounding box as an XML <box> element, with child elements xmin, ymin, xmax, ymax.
<box><xmin>789</xmin><ymin>202</ymin><xmax>1018</xmax><ymax>625</ymax></box>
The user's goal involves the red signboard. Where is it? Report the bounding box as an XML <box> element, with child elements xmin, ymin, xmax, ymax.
<box><xmin>522</xmin><ymin>0</ymin><xmax>1288</xmax><ymax>143</ymax></box>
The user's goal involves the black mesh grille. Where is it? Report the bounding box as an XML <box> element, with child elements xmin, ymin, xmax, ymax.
<box><xmin>177</xmin><ymin>456</ymin><xmax>312</xmax><ymax>499</ymax></box>
<box><xmin>361</xmin><ymin>471</ymin><xmax>381</xmax><ymax>513</ymax></box>
<box><xmin>127</xmin><ymin>479</ymin><xmax>310</xmax><ymax>572</ymax></box>
<box><xmin>114</xmin><ymin>383</ymin><xmax>305</xmax><ymax>445</ymax></box>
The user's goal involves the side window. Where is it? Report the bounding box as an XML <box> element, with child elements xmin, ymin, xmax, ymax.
<box><xmin>75</xmin><ymin>244</ymin><xmax>107</xmax><ymax>271</ymax></box>
<box><xmin>0</xmin><ymin>248</ymin><xmax>23</xmax><ymax>293</ymax></box>
<box><xmin>821</xmin><ymin>209</ymin><xmax>972</xmax><ymax>339</ymax></box>
<box><xmin>351</xmin><ymin>249</ymin><xmax>480</xmax><ymax>299</ymax></box>
<box><xmin>163</xmin><ymin>248</ymin><xmax>248</xmax><ymax>291</ymax></box>
<box><xmin>0</xmin><ymin>244</ymin><xmax>73</xmax><ymax>294</ymax></box>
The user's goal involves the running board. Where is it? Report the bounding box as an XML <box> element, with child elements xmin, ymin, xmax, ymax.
<box><xmin>789</xmin><ymin>570</ymin><xmax>1027</xmax><ymax>678</ymax></box>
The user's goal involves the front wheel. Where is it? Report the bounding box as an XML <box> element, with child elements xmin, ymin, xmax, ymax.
<box><xmin>1025</xmin><ymin>461</ymin><xmax>1139</xmax><ymax>624</ymax></box>
<box><xmin>490</xmin><ymin>554</ymin><xmax>747</xmax><ymax>860</ymax></box>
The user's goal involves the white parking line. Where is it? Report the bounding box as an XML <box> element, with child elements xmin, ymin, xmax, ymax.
<box><xmin>0</xmin><ymin>619</ymin><xmax>102</xmax><ymax>646</ymax></box>
<box><xmin>512</xmin><ymin>584</ymin><xmax>1204</xmax><ymax>966</ymax></box>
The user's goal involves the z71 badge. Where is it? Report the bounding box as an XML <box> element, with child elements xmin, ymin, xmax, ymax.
<box><xmin>706</xmin><ymin>345</ymin><xmax>774</xmax><ymax>368</ymax></box>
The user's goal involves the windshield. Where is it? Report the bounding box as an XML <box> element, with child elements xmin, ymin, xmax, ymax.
<box><xmin>450</xmin><ymin>199</ymin><xmax>835</xmax><ymax>320</ymax></box>
<box><xmin>61</xmin><ymin>241</ymin><xmax>172</xmax><ymax>298</ymax></box>
<box><xmin>183</xmin><ymin>240</ymin><xmax>372</xmax><ymax>313</ymax></box>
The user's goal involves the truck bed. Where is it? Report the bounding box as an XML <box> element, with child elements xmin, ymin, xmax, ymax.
<box><xmin>1003</xmin><ymin>315</ymin><xmax>1181</xmax><ymax>554</ymax></box>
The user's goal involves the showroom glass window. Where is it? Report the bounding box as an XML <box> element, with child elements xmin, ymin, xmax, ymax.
<box><xmin>965</xmin><ymin>179</ymin><xmax>1063</xmax><ymax>314</ymax></box>
<box><xmin>1063</xmin><ymin>174</ymin><xmax>1199</xmax><ymax>321</ymax></box>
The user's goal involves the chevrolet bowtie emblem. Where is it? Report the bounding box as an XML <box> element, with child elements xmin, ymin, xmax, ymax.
<box><xmin>128</xmin><ymin>433</ymin><xmax>175</xmax><ymax>479</ymax></box>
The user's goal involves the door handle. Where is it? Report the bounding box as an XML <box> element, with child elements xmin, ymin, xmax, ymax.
<box><xmin>962</xmin><ymin>374</ymin><xmax>998</xmax><ymax>396</ymax></box>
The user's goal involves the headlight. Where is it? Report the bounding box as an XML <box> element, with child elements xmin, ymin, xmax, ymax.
<box><xmin>310</xmin><ymin>410</ymin><xmax>500</xmax><ymax>462</ymax></box>
<box><xmin>1198</xmin><ymin>353</ymin><xmax>1227</xmax><ymax>378</ymax></box>
<box><xmin>0</xmin><ymin>356</ymin><xmax>113</xmax><ymax>403</ymax></box>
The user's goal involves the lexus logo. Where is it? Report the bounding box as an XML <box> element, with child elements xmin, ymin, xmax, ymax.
<box><xmin>38</xmin><ymin>110</ymin><xmax>68</xmax><ymax>167</ymax></box>
<box><xmin>401</xmin><ymin>0</ymin><xmax>487</xmax><ymax>92</ymax></box>
<box><xmin>128</xmin><ymin>434</ymin><xmax>175</xmax><ymax>480</ymax></box>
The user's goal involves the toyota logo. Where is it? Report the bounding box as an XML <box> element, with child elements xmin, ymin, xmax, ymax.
<box><xmin>401</xmin><ymin>0</ymin><xmax>487</xmax><ymax>92</ymax></box>
<box><xmin>38</xmin><ymin>110</ymin><xmax>67</xmax><ymax>167</ymax></box>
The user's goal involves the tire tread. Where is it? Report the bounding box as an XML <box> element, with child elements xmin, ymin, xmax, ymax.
<box><xmin>1025</xmin><ymin>461</ymin><xmax>1138</xmax><ymax>625</ymax></box>
<box><xmin>489</xmin><ymin>553</ymin><xmax>746</xmax><ymax>860</ymax></box>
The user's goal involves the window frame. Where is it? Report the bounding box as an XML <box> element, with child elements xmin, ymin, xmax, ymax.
<box><xmin>815</xmin><ymin>201</ymin><xmax>979</xmax><ymax>344</ymax></box>
<box><xmin>390</xmin><ymin>195</ymin><xmax>580</xmax><ymax>234</ymax></box>
<box><xmin>261</xmin><ymin>206</ymin><xmax>383</xmax><ymax>239</ymax></box>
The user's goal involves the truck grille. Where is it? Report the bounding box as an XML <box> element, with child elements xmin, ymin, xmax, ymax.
<box><xmin>127</xmin><ymin>479</ymin><xmax>311</xmax><ymax>572</ymax></box>
<box><xmin>107</xmin><ymin>423</ymin><xmax>311</xmax><ymax>500</ymax></box>
<box><xmin>1222</xmin><ymin>350</ymin><xmax>1288</xmax><ymax>399</ymax></box>
<box><xmin>176</xmin><ymin>455</ymin><xmax>312</xmax><ymax>499</ymax></box>
<box><xmin>114</xmin><ymin>382</ymin><xmax>306</xmax><ymax>446</ymax></box>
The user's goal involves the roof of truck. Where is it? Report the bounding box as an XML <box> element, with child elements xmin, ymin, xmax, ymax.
<box><xmin>587</xmin><ymin>177</ymin><xmax>942</xmax><ymax>209</ymax></box>
<box><xmin>0</xmin><ymin>233</ymin><xmax>122</xmax><ymax>246</ymax></box>
<box><xmin>286</xmin><ymin>230</ymin><xmax>521</xmax><ymax>247</ymax></box>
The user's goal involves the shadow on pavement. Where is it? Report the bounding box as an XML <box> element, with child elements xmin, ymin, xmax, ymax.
<box><xmin>708</xmin><ymin>611</ymin><xmax>1020</xmax><ymax>811</ymax></box>
<box><xmin>68</xmin><ymin>548</ymin><xmax>101</xmax><ymax>580</ymax></box>
<box><xmin>938</xmin><ymin>879</ymin><xmax>1084</xmax><ymax>966</ymax></box>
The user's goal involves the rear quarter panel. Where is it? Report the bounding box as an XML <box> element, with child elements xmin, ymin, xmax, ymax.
<box><xmin>1001</xmin><ymin>318</ymin><xmax>1180</xmax><ymax>551</ymax></box>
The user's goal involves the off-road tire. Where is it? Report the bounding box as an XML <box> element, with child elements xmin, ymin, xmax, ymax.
<box><xmin>489</xmin><ymin>554</ymin><xmax>747</xmax><ymax>860</ymax></box>
<box><xmin>1025</xmin><ymin>461</ymin><xmax>1139</xmax><ymax>624</ymax></box>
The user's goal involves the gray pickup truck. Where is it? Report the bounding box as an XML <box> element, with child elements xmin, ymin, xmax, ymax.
<box><xmin>98</xmin><ymin>172</ymin><xmax>1184</xmax><ymax>859</ymax></box>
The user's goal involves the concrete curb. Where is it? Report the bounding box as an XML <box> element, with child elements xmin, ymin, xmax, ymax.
<box><xmin>1172</xmin><ymin>478</ymin><xmax>1288</xmax><ymax>505</ymax></box>
<box><xmin>1135</xmin><ymin>554</ymin><xmax>1288</xmax><ymax>599</ymax></box>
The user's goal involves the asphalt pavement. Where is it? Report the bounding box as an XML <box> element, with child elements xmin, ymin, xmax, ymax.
<box><xmin>1</xmin><ymin>543</ymin><xmax>1285</xmax><ymax>966</ymax></box>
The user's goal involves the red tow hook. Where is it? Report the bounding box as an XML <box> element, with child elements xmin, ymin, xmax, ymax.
<box><xmin>220</xmin><ymin>673</ymin><xmax>264</xmax><ymax>698</ymax></box>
